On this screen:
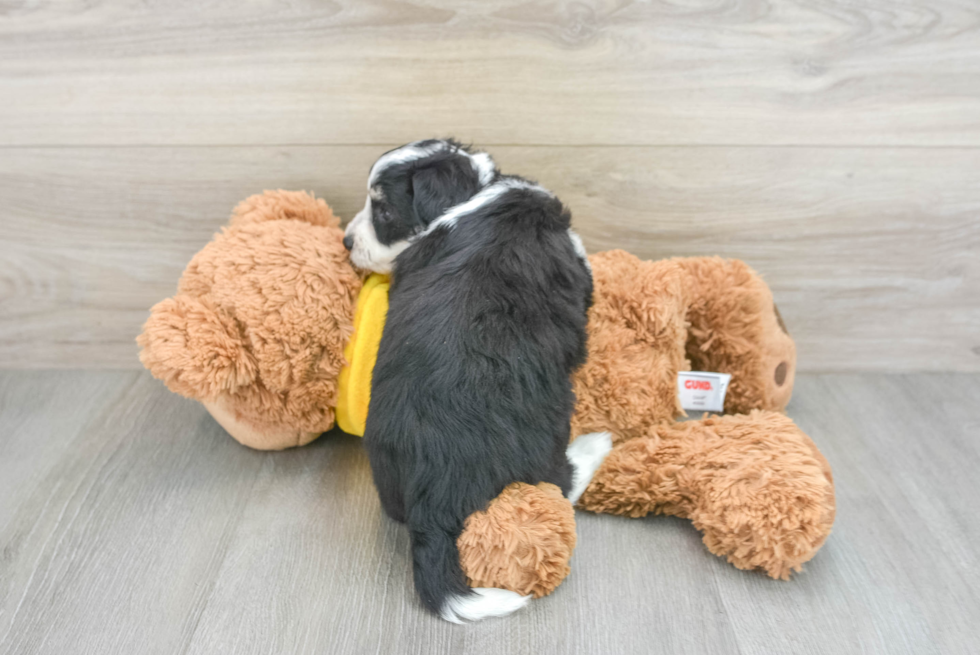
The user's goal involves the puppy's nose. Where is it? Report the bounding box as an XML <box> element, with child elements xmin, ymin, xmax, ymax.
<box><xmin>343</xmin><ymin>235</ymin><xmax>354</xmax><ymax>251</ymax></box>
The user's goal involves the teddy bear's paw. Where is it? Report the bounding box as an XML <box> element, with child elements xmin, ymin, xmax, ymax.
<box><xmin>567</xmin><ymin>431</ymin><xmax>613</xmax><ymax>504</ymax></box>
<box><xmin>440</xmin><ymin>588</ymin><xmax>531</xmax><ymax>624</ymax></box>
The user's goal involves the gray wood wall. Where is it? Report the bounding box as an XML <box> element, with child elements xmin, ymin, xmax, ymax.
<box><xmin>1</xmin><ymin>1</ymin><xmax>978</xmax><ymax>371</ymax></box>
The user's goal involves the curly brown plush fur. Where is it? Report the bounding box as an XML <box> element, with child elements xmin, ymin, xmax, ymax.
<box><xmin>567</xmin><ymin>250</ymin><xmax>829</xmax><ymax>583</ymax></box>
<box><xmin>570</xmin><ymin>250</ymin><xmax>796</xmax><ymax>444</ymax></box>
<box><xmin>578</xmin><ymin>411</ymin><xmax>835</xmax><ymax>580</ymax></box>
<box><xmin>138</xmin><ymin>190</ymin><xmax>833</xmax><ymax>599</ymax></box>
<box><xmin>458</xmin><ymin>482</ymin><xmax>576</xmax><ymax>598</ymax></box>
<box><xmin>677</xmin><ymin>257</ymin><xmax>796</xmax><ymax>414</ymax></box>
<box><xmin>138</xmin><ymin>190</ymin><xmax>361</xmax><ymax>449</ymax></box>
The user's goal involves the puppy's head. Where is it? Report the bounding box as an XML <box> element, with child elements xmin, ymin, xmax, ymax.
<box><xmin>343</xmin><ymin>139</ymin><xmax>497</xmax><ymax>273</ymax></box>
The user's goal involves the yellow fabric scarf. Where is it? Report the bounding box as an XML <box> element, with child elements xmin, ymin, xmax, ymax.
<box><xmin>335</xmin><ymin>273</ymin><xmax>390</xmax><ymax>436</ymax></box>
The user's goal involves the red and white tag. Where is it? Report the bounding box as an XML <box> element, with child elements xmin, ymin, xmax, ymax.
<box><xmin>677</xmin><ymin>371</ymin><xmax>731</xmax><ymax>413</ymax></box>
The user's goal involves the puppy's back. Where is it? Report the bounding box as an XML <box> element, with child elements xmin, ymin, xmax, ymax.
<box><xmin>365</xmin><ymin>179</ymin><xmax>592</xmax><ymax>620</ymax></box>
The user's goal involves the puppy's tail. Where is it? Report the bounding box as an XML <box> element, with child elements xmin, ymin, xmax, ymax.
<box><xmin>410</xmin><ymin>522</ymin><xmax>531</xmax><ymax>623</ymax></box>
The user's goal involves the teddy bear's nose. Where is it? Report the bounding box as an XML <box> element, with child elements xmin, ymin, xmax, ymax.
<box><xmin>343</xmin><ymin>235</ymin><xmax>354</xmax><ymax>251</ymax></box>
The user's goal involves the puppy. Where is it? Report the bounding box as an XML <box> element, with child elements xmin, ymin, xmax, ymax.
<box><xmin>345</xmin><ymin>140</ymin><xmax>611</xmax><ymax>622</ymax></box>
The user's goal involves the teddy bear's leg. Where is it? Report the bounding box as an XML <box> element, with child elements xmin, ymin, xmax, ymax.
<box><xmin>673</xmin><ymin>257</ymin><xmax>797</xmax><ymax>413</ymax></box>
<box><xmin>578</xmin><ymin>411</ymin><xmax>835</xmax><ymax>579</ymax></box>
<box><xmin>458</xmin><ymin>482</ymin><xmax>577</xmax><ymax>598</ymax></box>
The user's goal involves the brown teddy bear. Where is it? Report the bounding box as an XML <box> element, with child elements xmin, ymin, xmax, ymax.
<box><xmin>138</xmin><ymin>190</ymin><xmax>835</xmax><ymax>598</ymax></box>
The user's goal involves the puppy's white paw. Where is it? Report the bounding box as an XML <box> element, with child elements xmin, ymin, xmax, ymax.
<box><xmin>440</xmin><ymin>588</ymin><xmax>532</xmax><ymax>624</ymax></box>
<box><xmin>566</xmin><ymin>431</ymin><xmax>613</xmax><ymax>505</ymax></box>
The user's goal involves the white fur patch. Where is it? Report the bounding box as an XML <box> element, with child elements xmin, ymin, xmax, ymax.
<box><xmin>368</xmin><ymin>141</ymin><xmax>497</xmax><ymax>189</ymax></box>
<box><xmin>567</xmin><ymin>229</ymin><xmax>591</xmax><ymax>272</ymax></box>
<box><xmin>422</xmin><ymin>178</ymin><xmax>549</xmax><ymax>236</ymax></box>
<box><xmin>440</xmin><ymin>588</ymin><xmax>531</xmax><ymax>624</ymax></box>
<box><xmin>424</xmin><ymin>182</ymin><xmax>511</xmax><ymax>233</ymax></box>
<box><xmin>566</xmin><ymin>431</ymin><xmax>613</xmax><ymax>505</ymax></box>
<box><xmin>469</xmin><ymin>151</ymin><xmax>497</xmax><ymax>186</ymax></box>
<box><xmin>344</xmin><ymin>196</ymin><xmax>411</xmax><ymax>273</ymax></box>
<box><xmin>368</xmin><ymin>141</ymin><xmax>443</xmax><ymax>187</ymax></box>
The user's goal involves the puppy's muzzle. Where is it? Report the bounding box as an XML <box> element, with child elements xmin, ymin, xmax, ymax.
<box><xmin>343</xmin><ymin>235</ymin><xmax>354</xmax><ymax>251</ymax></box>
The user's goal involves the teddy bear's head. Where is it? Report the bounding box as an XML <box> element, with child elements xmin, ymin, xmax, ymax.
<box><xmin>137</xmin><ymin>190</ymin><xmax>363</xmax><ymax>450</ymax></box>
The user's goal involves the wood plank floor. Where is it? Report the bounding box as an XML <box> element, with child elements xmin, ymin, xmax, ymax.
<box><xmin>1</xmin><ymin>371</ymin><xmax>977</xmax><ymax>655</ymax></box>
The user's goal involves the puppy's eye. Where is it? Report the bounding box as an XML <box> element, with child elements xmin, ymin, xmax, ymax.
<box><xmin>374</xmin><ymin>205</ymin><xmax>393</xmax><ymax>222</ymax></box>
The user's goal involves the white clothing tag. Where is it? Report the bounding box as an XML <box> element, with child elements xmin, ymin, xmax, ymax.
<box><xmin>677</xmin><ymin>371</ymin><xmax>731</xmax><ymax>413</ymax></box>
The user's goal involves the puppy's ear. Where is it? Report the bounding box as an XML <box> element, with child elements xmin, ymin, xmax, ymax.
<box><xmin>411</xmin><ymin>161</ymin><xmax>479</xmax><ymax>226</ymax></box>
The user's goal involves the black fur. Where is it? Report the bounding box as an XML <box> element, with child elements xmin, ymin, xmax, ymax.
<box><xmin>370</xmin><ymin>139</ymin><xmax>491</xmax><ymax>246</ymax></box>
<box><xmin>363</xmin><ymin>168</ymin><xmax>593</xmax><ymax>617</ymax></box>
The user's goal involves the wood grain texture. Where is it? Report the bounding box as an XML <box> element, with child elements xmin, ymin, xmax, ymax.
<box><xmin>1</xmin><ymin>370</ymin><xmax>979</xmax><ymax>654</ymax></box>
<box><xmin>0</xmin><ymin>371</ymin><xmax>268</xmax><ymax>655</ymax></box>
<box><xmin>1</xmin><ymin>145</ymin><xmax>978</xmax><ymax>371</ymax></box>
<box><xmin>0</xmin><ymin>1</ymin><xmax>979</xmax><ymax>146</ymax></box>
<box><xmin>712</xmin><ymin>373</ymin><xmax>980</xmax><ymax>655</ymax></box>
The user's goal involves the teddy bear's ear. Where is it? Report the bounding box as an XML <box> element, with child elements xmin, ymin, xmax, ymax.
<box><xmin>137</xmin><ymin>294</ymin><xmax>257</xmax><ymax>400</ymax></box>
<box><xmin>230</xmin><ymin>190</ymin><xmax>340</xmax><ymax>229</ymax></box>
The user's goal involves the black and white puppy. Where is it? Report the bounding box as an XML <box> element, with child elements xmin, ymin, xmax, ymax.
<box><xmin>343</xmin><ymin>140</ymin><xmax>496</xmax><ymax>273</ymax></box>
<box><xmin>345</xmin><ymin>139</ymin><xmax>612</xmax><ymax>623</ymax></box>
